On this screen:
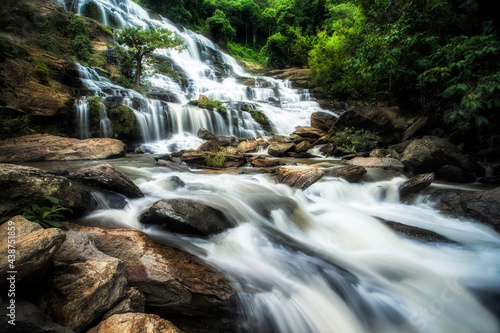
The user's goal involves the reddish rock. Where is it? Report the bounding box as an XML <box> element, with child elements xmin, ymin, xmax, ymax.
<box><xmin>251</xmin><ymin>158</ymin><xmax>279</xmax><ymax>168</ymax></box>
<box><xmin>327</xmin><ymin>165</ymin><xmax>367</xmax><ymax>182</ymax></box>
<box><xmin>275</xmin><ymin>167</ymin><xmax>325</xmax><ymax>189</ymax></box>
<box><xmin>346</xmin><ymin>157</ymin><xmax>404</xmax><ymax>171</ymax></box>
<box><xmin>88</xmin><ymin>313</ymin><xmax>183</xmax><ymax>333</ymax></box>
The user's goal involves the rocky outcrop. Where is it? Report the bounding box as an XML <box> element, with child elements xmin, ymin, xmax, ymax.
<box><xmin>68</xmin><ymin>224</ymin><xmax>235</xmax><ymax>316</ymax></box>
<box><xmin>398</xmin><ymin>173</ymin><xmax>435</xmax><ymax>198</ymax></box>
<box><xmin>295</xmin><ymin>141</ymin><xmax>313</xmax><ymax>153</ymax></box>
<box><xmin>0</xmin><ymin>134</ymin><xmax>127</xmax><ymax>162</ymax></box>
<box><xmin>401</xmin><ymin>136</ymin><xmax>484</xmax><ymax>177</ymax></box>
<box><xmin>346</xmin><ymin>157</ymin><xmax>405</xmax><ymax>171</ymax></box>
<box><xmin>237</xmin><ymin>140</ymin><xmax>260</xmax><ymax>153</ymax></box>
<box><xmin>69</xmin><ymin>164</ymin><xmax>144</xmax><ymax>198</ymax></box>
<box><xmin>436</xmin><ymin>187</ymin><xmax>500</xmax><ymax>231</ymax></box>
<box><xmin>275</xmin><ymin>167</ymin><xmax>325</xmax><ymax>189</ymax></box>
<box><xmin>290</xmin><ymin>127</ymin><xmax>327</xmax><ymax>144</ymax></box>
<box><xmin>102</xmin><ymin>287</ymin><xmax>146</xmax><ymax>320</ymax></box>
<box><xmin>268</xmin><ymin>143</ymin><xmax>296</xmax><ymax>157</ymax></box>
<box><xmin>0</xmin><ymin>216</ymin><xmax>65</xmax><ymax>289</ymax></box>
<box><xmin>326</xmin><ymin>165</ymin><xmax>367</xmax><ymax>182</ymax></box>
<box><xmin>0</xmin><ymin>163</ymin><xmax>91</xmax><ymax>212</ymax></box>
<box><xmin>197</xmin><ymin>128</ymin><xmax>218</xmax><ymax>141</ymax></box>
<box><xmin>88</xmin><ymin>313</ymin><xmax>183</xmax><ymax>333</ymax></box>
<box><xmin>310</xmin><ymin>112</ymin><xmax>337</xmax><ymax>132</ymax></box>
<box><xmin>39</xmin><ymin>229</ymin><xmax>128</xmax><ymax>332</ymax></box>
<box><xmin>140</xmin><ymin>199</ymin><xmax>235</xmax><ymax>236</ymax></box>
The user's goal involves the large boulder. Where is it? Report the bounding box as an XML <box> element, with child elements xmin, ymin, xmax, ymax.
<box><xmin>140</xmin><ymin>199</ymin><xmax>235</xmax><ymax>236</ymax></box>
<box><xmin>251</xmin><ymin>157</ymin><xmax>279</xmax><ymax>168</ymax></box>
<box><xmin>39</xmin><ymin>229</ymin><xmax>128</xmax><ymax>332</ymax></box>
<box><xmin>237</xmin><ymin>140</ymin><xmax>260</xmax><ymax>153</ymax></box>
<box><xmin>310</xmin><ymin>112</ymin><xmax>337</xmax><ymax>132</ymax></box>
<box><xmin>268</xmin><ymin>143</ymin><xmax>296</xmax><ymax>157</ymax></box>
<box><xmin>102</xmin><ymin>287</ymin><xmax>146</xmax><ymax>320</ymax></box>
<box><xmin>290</xmin><ymin>127</ymin><xmax>327</xmax><ymax>143</ymax></box>
<box><xmin>67</xmin><ymin>224</ymin><xmax>236</xmax><ymax>317</ymax></box>
<box><xmin>436</xmin><ymin>187</ymin><xmax>500</xmax><ymax>231</ymax></box>
<box><xmin>88</xmin><ymin>313</ymin><xmax>183</xmax><ymax>333</ymax></box>
<box><xmin>0</xmin><ymin>216</ymin><xmax>65</xmax><ymax>289</ymax></box>
<box><xmin>197</xmin><ymin>128</ymin><xmax>218</xmax><ymax>141</ymax></box>
<box><xmin>69</xmin><ymin>164</ymin><xmax>144</xmax><ymax>198</ymax></box>
<box><xmin>0</xmin><ymin>134</ymin><xmax>127</xmax><ymax>162</ymax></box>
<box><xmin>295</xmin><ymin>141</ymin><xmax>313</xmax><ymax>153</ymax></box>
<box><xmin>0</xmin><ymin>163</ymin><xmax>91</xmax><ymax>212</ymax></box>
<box><xmin>401</xmin><ymin>136</ymin><xmax>484</xmax><ymax>176</ymax></box>
<box><xmin>398</xmin><ymin>173</ymin><xmax>435</xmax><ymax>199</ymax></box>
<box><xmin>326</xmin><ymin>165</ymin><xmax>367</xmax><ymax>182</ymax></box>
<box><xmin>275</xmin><ymin>167</ymin><xmax>325</xmax><ymax>189</ymax></box>
<box><xmin>346</xmin><ymin>157</ymin><xmax>405</xmax><ymax>171</ymax></box>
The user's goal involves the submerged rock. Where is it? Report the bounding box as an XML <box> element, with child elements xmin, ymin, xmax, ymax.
<box><xmin>88</xmin><ymin>313</ymin><xmax>183</xmax><ymax>333</ymax></box>
<box><xmin>383</xmin><ymin>221</ymin><xmax>453</xmax><ymax>243</ymax></box>
<box><xmin>140</xmin><ymin>199</ymin><xmax>235</xmax><ymax>235</ymax></box>
<box><xmin>436</xmin><ymin>187</ymin><xmax>500</xmax><ymax>231</ymax></box>
<box><xmin>398</xmin><ymin>173</ymin><xmax>435</xmax><ymax>198</ymax></box>
<box><xmin>156</xmin><ymin>159</ymin><xmax>191</xmax><ymax>172</ymax></box>
<box><xmin>0</xmin><ymin>163</ymin><xmax>91</xmax><ymax>212</ymax></box>
<box><xmin>69</xmin><ymin>164</ymin><xmax>144</xmax><ymax>198</ymax></box>
<box><xmin>0</xmin><ymin>134</ymin><xmax>127</xmax><ymax>162</ymax></box>
<box><xmin>275</xmin><ymin>167</ymin><xmax>325</xmax><ymax>189</ymax></box>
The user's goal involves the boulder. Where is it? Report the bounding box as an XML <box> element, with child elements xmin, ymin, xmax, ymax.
<box><xmin>237</xmin><ymin>140</ymin><xmax>260</xmax><ymax>153</ymax></box>
<box><xmin>402</xmin><ymin>116</ymin><xmax>440</xmax><ymax>142</ymax></box>
<box><xmin>0</xmin><ymin>163</ymin><xmax>91</xmax><ymax>212</ymax></box>
<box><xmin>69</xmin><ymin>164</ymin><xmax>144</xmax><ymax>198</ymax></box>
<box><xmin>88</xmin><ymin>313</ymin><xmax>183</xmax><ymax>333</ymax></box>
<box><xmin>333</xmin><ymin>147</ymin><xmax>353</xmax><ymax>157</ymax></box>
<box><xmin>251</xmin><ymin>158</ymin><xmax>279</xmax><ymax>168</ymax></box>
<box><xmin>66</xmin><ymin>224</ymin><xmax>235</xmax><ymax>316</ymax></box>
<box><xmin>268</xmin><ymin>143</ymin><xmax>296</xmax><ymax>157</ymax></box>
<box><xmin>346</xmin><ymin>157</ymin><xmax>405</xmax><ymax>171</ymax></box>
<box><xmin>0</xmin><ymin>216</ymin><xmax>66</xmax><ymax>289</ymax></box>
<box><xmin>275</xmin><ymin>167</ymin><xmax>325</xmax><ymax>189</ymax></box>
<box><xmin>310</xmin><ymin>112</ymin><xmax>337</xmax><ymax>132</ymax></box>
<box><xmin>326</xmin><ymin>165</ymin><xmax>367</xmax><ymax>182</ymax></box>
<box><xmin>102</xmin><ymin>287</ymin><xmax>146</xmax><ymax>320</ymax></box>
<box><xmin>39</xmin><ymin>229</ymin><xmax>128</xmax><ymax>331</ymax></box>
<box><xmin>436</xmin><ymin>187</ymin><xmax>500</xmax><ymax>231</ymax></box>
<box><xmin>295</xmin><ymin>141</ymin><xmax>313</xmax><ymax>153</ymax></box>
<box><xmin>196</xmin><ymin>140</ymin><xmax>221</xmax><ymax>153</ymax></box>
<box><xmin>292</xmin><ymin>127</ymin><xmax>327</xmax><ymax>140</ymax></box>
<box><xmin>180</xmin><ymin>152</ymin><xmax>206</xmax><ymax>166</ymax></box>
<box><xmin>197</xmin><ymin>128</ymin><xmax>217</xmax><ymax>141</ymax></box>
<box><xmin>398</xmin><ymin>173</ymin><xmax>435</xmax><ymax>198</ymax></box>
<box><xmin>401</xmin><ymin>136</ymin><xmax>484</xmax><ymax>176</ymax></box>
<box><xmin>268</xmin><ymin>136</ymin><xmax>291</xmax><ymax>144</ymax></box>
<box><xmin>0</xmin><ymin>134</ymin><xmax>127</xmax><ymax>162</ymax></box>
<box><xmin>438</xmin><ymin>165</ymin><xmax>475</xmax><ymax>183</ymax></box>
<box><xmin>140</xmin><ymin>199</ymin><xmax>235</xmax><ymax>236</ymax></box>
<box><xmin>333</xmin><ymin>106</ymin><xmax>408</xmax><ymax>138</ymax></box>
<box><xmin>156</xmin><ymin>159</ymin><xmax>191</xmax><ymax>172</ymax></box>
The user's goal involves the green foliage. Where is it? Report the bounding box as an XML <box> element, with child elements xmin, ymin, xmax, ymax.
<box><xmin>68</xmin><ymin>15</ymin><xmax>89</xmax><ymax>39</ymax></box>
<box><xmin>38</xmin><ymin>35</ymin><xmax>62</xmax><ymax>54</ymax></box>
<box><xmin>81</xmin><ymin>2</ymin><xmax>101</xmax><ymax>21</ymax></box>
<box><xmin>29</xmin><ymin>56</ymin><xmax>53</xmax><ymax>86</ymax></box>
<box><xmin>204</xmin><ymin>151</ymin><xmax>226</xmax><ymax>168</ymax></box>
<box><xmin>0</xmin><ymin>37</ymin><xmax>17</xmax><ymax>62</ymax></box>
<box><xmin>189</xmin><ymin>99</ymin><xmax>227</xmax><ymax>115</ymax></box>
<box><xmin>205</xmin><ymin>9</ymin><xmax>236</xmax><ymax>45</ymax></box>
<box><xmin>250</xmin><ymin>110</ymin><xmax>269</xmax><ymax>126</ymax></box>
<box><xmin>0</xmin><ymin>115</ymin><xmax>37</xmax><ymax>139</ymax></box>
<box><xmin>328</xmin><ymin>128</ymin><xmax>377</xmax><ymax>153</ymax></box>
<box><xmin>0</xmin><ymin>194</ymin><xmax>72</xmax><ymax>228</ymax></box>
<box><xmin>115</xmin><ymin>25</ymin><xmax>185</xmax><ymax>86</ymax></box>
<box><xmin>108</xmin><ymin>104</ymin><xmax>136</xmax><ymax>140</ymax></box>
<box><xmin>91</xmin><ymin>53</ymin><xmax>108</xmax><ymax>69</ymax></box>
<box><xmin>227</xmin><ymin>42</ymin><xmax>266</xmax><ymax>65</ymax></box>
<box><xmin>72</xmin><ymin>34</ymin><xmax>92</xmax><ymax>63</ymax></box>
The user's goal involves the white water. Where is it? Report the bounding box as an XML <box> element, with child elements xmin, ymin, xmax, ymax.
<box><xmin>53</xmin><ymin>0</ymin><xmax>500</xmax><ymax>332</ymax></box>
<box><xmin>69</xmin><ymin>0</ymin><xmax>332</xmax><ymax>149</ymax></box>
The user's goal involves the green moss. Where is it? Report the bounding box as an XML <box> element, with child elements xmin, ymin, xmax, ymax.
<box><xmin>328</xmin><ymin>128</ymin><xmax>378</xmax><ymax>153</ymax></box>
<box><xmin>204</xmin><ymin>151</ymin><xmax>226</xmax><ymax>168</ymax></box>
<box><xmin>29</xmin><ymin>56</ymin><xmax>52</xmax><ymax>86</ymax></box>
<box><xmin>108</xmin><ymin>104</ymin><xmax>136</xmax><ymax>140</ymax></box>
<box><xmin>38</xmin><ymin>35</ymin><xmax>62</xmax><ymax>54</ymax></box>
<box><xmin>0</xmin><ymin>114</ymin><xmax>37</xmax><ymax>139</ymax></box>
<box><xmin>81</xmin><ymin>2</ymin><xmax>101</xmax><ymax>22</ymax></box>
<box><xmin>87</xmin><ymin>97</ymin><xmax>104</xmax><ymax>136</ymax></box>
<box><xmin>189</xmin><ymin>99</ymin><xmax>227</xmax><ymax>116</ymax></box>
<box><xmin>250</xmin><ymin>110</ymin><xmax>269</xmax><ymax>126</ymax></box>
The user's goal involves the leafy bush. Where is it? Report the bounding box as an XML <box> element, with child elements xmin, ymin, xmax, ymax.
<box><xmin>250</xmin><ymin>110</ymin><xmax>269</xmax><ymax>126</ymax></box>
<box><xmin>328</xmin><ymin>128</ymin><xmax>377</xmax><ymax>153</ymax></box>
<box><xmin>29</xmin><ymin>56</ymin><xmax>53</xmax><ymax>86</ymax></box>
<box><xmin>38</xmin><ymin>35</ymin><xmax>62</xmax><ymax>54</ymax></box>
<box><xmin>0</xmin><ymin>115</ymin><xmax>36</xmax><ymax>139</ymax></box>
<box><xmin>108</xmin><ymin>104</ymin><xmax>136</xmax><ymax>140</ymax></box>
<box><xmin>72</xmin><ymin>34</ymin><xmax>92</xmax><ymax>63</ymax></box>
<box><xmin>189</xmin><ymin>99</ymin><xmax>227</xmax><ymax>115</ymax></box>
<box><xmin>227</xmin><ymin>42</ymin><xmax>266</xmax><ymax>65</ymax></box>
<box><xmin>204</xmin><ymin>151</ymin><xmax>226</xmax><ymax>168</ymax></box>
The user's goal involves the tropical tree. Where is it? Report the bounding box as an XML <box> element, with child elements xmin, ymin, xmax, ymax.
<box><xmin>115</xmin><ymin>25</ymin><xmax>185</xmax><ymax>86</ymax></box>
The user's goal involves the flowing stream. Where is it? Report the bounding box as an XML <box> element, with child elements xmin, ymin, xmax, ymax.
<box><xmin>48</xmin><ymin>0</ymin><xmax>500</xmax><ymax>332</ymax></box>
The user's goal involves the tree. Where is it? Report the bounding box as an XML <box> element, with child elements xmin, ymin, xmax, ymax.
<box><xmin>115</xmin><ymin>25</ymin><xmax>185</xmax><ymax>86</ymax></box>
<box><xmin>205</xmin><ymin>9</ymin><xmax>236</xmax><ymax>46</ymax></box>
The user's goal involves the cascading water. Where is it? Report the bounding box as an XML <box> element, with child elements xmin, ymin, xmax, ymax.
<box><xmin>53</xmin><ymin>0</ymin><xmax>500</xmax><ymax>332</ymax></box>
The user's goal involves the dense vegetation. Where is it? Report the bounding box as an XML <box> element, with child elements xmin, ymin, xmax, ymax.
<box><xmin>133</xmin><ymin>0</ymin><xmax>500</xmax><ymax>143</ymax></box>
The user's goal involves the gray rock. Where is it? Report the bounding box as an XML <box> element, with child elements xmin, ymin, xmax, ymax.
<box><xmin>268</xmin><ymin>143</ymin><xmax>296</xmax><ymax>157</ymax></box>
<box><xmin>346</xmin><ymin>157</ymin><xmax>405</xmax><ymax>171</ymax></box>
<box><xmin>275</xmin><ymin>167</ymin><xmax>325</xmax><ymax>189</ymax></box>
<box><xmin>398</xmin><ymin>173</ymin><xmax>435</xmax><ymax>198</ymax></box>
<box><xmin>102</xmin><ymin>287</ymin><xmax>146</xmax><ymax>320</ymax></box>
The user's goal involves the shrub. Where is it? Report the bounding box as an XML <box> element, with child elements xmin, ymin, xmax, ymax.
<box><xmin>204</xmin><ymin>151</ymin><xmax>226</xmax><ymax>168</ymax></box>
<box><xmin>328</xmin><ymin>128</ymin><xmax>377</xmax><ymax>152</ymax></box>
<box><xmin>0</xmin><ymin>114</ymin><xmax>36</xmax><ymax>139</ymax></box>
<box><xmin>189</xmin><ymin>99</ymin><xmax>227</xmax><ymax>116</ymax></box>
<box><xmin>250</xmin><ymin>110</ymin><xmax>269</xmax><ymax>126</ymax></box>
<box><xmin>38</xmin><ymin>35</ymin><xmax>62</xmax><ymax>54</ymax></box>
<box><xmin>30</xmin><ymin>56</ymin><xmax>52</xmax><ymax>86</ymax></box>
<box><xmin>108</xmin><ymin>104</ymin><xmax>136</xmax><ymax>140</ymax></box>
<box><xmin>72</xmin><ymin>34</ymin><xmax>92</xmax><ymax>63</ymax></box>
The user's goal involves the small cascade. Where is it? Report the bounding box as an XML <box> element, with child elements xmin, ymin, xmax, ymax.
<box><xmin>73</xmin><ymin>97</ymin><xmax>90</xmax><ymax>139</ymax></box>
<box><xmin>99</xmin><ymin>103</ymin><xmax>112</xmax><ymax>138</ymax></box>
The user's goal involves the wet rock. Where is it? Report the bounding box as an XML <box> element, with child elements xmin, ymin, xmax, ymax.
<box><xmin>369</xmin><ymin>149</ymin><xmax>387</xmax><ymax>158</ymax></box>
<box><xmin>102</xmin><ymin>287</ymin><xmax>146</xmax><ymax>320</ymax></box>
<box><xmin>140</xmin><ymin>199</ymin><xmax>235</xmax><ymax>236</ymax></box>
<box><xmin>333</xmin><ymin>147</ymin><xmax>352</xmax><ymax>157</ymax></box>
<box><xmin>294</xmin><ymin>152</ymin><xmax>314</xmax><ymax>158</ymax></box>
<box><xmin>67</xmin><ymin>224</ymin><xmax>236</xmax><ymax>317</ymax></box>
<box><xmin>39</xmin><ymin>229</ymin><xmax>128</xmax><ymax>331</ymax></box>
<box><xmin>275</xmin><ymin>167</ymin><xmax>325</xmax><ymax>189</ymax></box>
<box><xmin>251</xmin><ymin>157</ymin><xmax>279</xmax><ymax>168</ymax></box>
<box><xmin>295</xmin><ymin>141</ymin><xmax>313</xmax><ymax>153</ymax></box>
<box><xmin>197</xmin><ymin>140</ymin><xmax>221</xmax><ymax>153</ymax></box>
<box><xmin>383</xmin><ymin>221</ymin><xmax>453</xmax><ymax>243</ymax></box>
<box><xmin>436</xmin><ymin>187</ymin><xmax>500</xmax><ymax>231</ymax></box>
<box><xmin>88</xmin><ymin>313</ymin><xmax>183</xmax><ymax>333</ymax></box>
<box><xmin>438</xmin><ymin>165</ymin><xmax>475</xmax><ymax>183</ymax></box>
<box><xmin>0</xmin><ymin>216</ymin><xmax>65</xmax><ymax>289</ymax></box>
<box><xmin>398</xmin><ymin>173</ymin><xmax>435</xmax><ymax>198</ymax></box>
<box><xmin>0</xmin><ymin>163</ymin><xmax>91</xmax><ymax>212</ymax></box>
<box><xmin>310</xmin><ymin>112</ymin><xmax>337</xmax><ymax>132</ymax></box>
<box><xmin>237</xmin><ymin>140</ymin><xmax>260</xmax><ymax>153</ymax></box>
<box><xmin>268</xmin><ymin>136</ymin><xmax>291</xmax><ymax>144</ymax></box>
<box><xmin>170</xmin><ymin>176</ymin><xmax>186</xmax><ymax>188</ymax></box>
<box><xmin>197</xmin><ymin>128</ymin><xmax>217</xmax><ymax>141</ymax></box>
<box><xmin>346</xmin><ymin>157</ymin><xmax>404</xmax><ymax>171</ymax></box>
<box><xmin>320</xmin><ymin>144</ymin><xmax>335</xmax><ymax>157</ymax></box>
<box><xmin>180</xmin><ymin>152</ymin><xmax>206</xmax><ymax>166</ymax></box>
<box><xmin>401</xmin><ymin>136</ymin><xmax>484</xmax><ymax>176</ymax></box>
<box><xmin>402</xmin><ymin>116</ymin><xmax>440</xmax><ymax>142</ymax></box>
<box><xmin>47</xmin><ymin>168</ymin><xmax>70</xmax><ymax>177</ymax></box>
<box><xmin>0</xmin><ymin>134</ymin><xmax>127</xmax><ymax>162</ymax></box>
<box><xmin>69</xmin><ymin>164</ymin><xmax>144</xmax><ymax>198</ymax></box>
<box><xmin>156</xmin><ymin>159</ymin><xmax>191</xmax><ymax>172</ymax></box>
<box><xmin>268</xmin><ymin>143</ymin><xmax>296</xmax><ymax>157</ymax></box>
<box><xmin>326</xmin><ymin>165</ymin><xmax>367</xmax><ymax>182</ymax></box>
<box><xmin>292</xmin><ymin>127</ymin><xmax>327</xmax><ymax>140</ymax></box>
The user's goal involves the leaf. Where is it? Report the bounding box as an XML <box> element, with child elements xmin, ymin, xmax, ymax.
<box><xmin>44</xmin><ymin>196</ymin><xmax>60</xmax><ymax>204</ymax></box>
<box><xmin>42</xmin><ymin>211</ymin><xmax>51</xmax><ymax>219</ymax></box>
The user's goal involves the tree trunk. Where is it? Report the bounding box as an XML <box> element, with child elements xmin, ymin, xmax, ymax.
<box><xmin>135</xmin><ymin>55</ymin><xmax>143</xmax><ymax>87</ymax></box>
